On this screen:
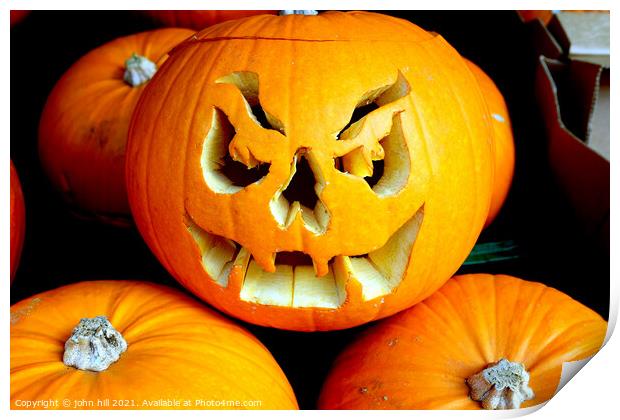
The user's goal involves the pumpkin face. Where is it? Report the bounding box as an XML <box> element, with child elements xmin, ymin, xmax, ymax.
<box><xmin>10</xmin><ymin>162</ymin><xmax>26</xmax><ymax>283</ymax></box>
<box><xmin>126</xmin><ymin>12</ymin><xmax>494</xmax><ymax>331</ymax></box>
<box><xmin>143</xmin><ymin>10</ymin><xmax>278</xmax><ymax>30</ymax></box>
<box><xmin>11</xmin><ymin>281</ymin><xmax>298</xmax><ymax>410</ymax></box>
<box><xmin>465</xmin><ymin>59</ymin><xmax>515</xmax><ymax>228</ymax></box>
<box><xmin>38</xmin><ymin>28</ymin><xmax>194</xmax><ymax>225</ymax></box>
<box><xmin>318</xmin><ymin>274</ymin><xmax>607</xmax><ymax>409</ymax></box>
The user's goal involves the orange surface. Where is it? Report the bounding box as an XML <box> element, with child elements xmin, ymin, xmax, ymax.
<box><xmin>465</xmin><ymin>60</ymin><xmax>515</xmax><ymax>228</ymax></box>
<box><xmin>11</xmin><ymin>281</ymin><xmax>298</xmax><ymax>409</ymax></box>
<box><xmin>318</xmin><ymin>274</ymin><xmax>608</xmax><ymax>409</ymax></box>
<box><xmin>38</xmin><ymin>28</ymin><xmax>194</xmax><ymax>224</ymax></box>
<box><xmin>126</xmin><ymin>11</ymin><xmax>494</xmax><ymax>331</ymax></box>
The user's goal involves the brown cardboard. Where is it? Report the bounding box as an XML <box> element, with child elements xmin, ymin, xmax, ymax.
<box><xmin>588</xmin><ymin>69</ymin><xmax>610</xmax><ymax>160</ymax></box>
<box><xmin>535</xmin><ymin>56</ymin><xmax>609</xmax><ymax>253</ymax></box>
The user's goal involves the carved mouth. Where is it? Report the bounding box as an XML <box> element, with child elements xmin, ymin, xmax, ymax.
<box><xmin>186</xmin><ymin>204</ymin><xmax>424</xmax><ymax>309</ymax></box>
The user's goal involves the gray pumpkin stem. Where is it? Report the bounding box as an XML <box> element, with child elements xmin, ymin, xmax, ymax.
<box><xmin>63</xmin><ymin>315</ymin><xmax>127</xmax><ymax>372</ymax></box>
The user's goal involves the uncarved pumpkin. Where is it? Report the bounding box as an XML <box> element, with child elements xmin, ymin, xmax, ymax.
<box><xmin>143</xmin><ymin>10</ymin><xmax>278</xmax><ymax>30</ymax></box>
<box><xmin>466</xmin><ymin>60</ymin><xmax>516</xmax><ymax>228</ymax></box>
<box><xmin>11</xmin><ymin>280</ymin><xmax>298</xmax><ymax>410</ymax></box>
<box><xmin>10</xmin><ymin>161</ymin><xmax>26</xmax><ymax>283</ymax></box>
<box><xmin>38</xmin><ymin>28</ymin><xmax>194</xmax><ymax>225</ymax></box>
<box><xmin>318</xmin><ymin>274</ymin><xmax>607</xmax><ymax>409</ymax></box>
<box><xmin>126</xmin><ymin>11</ymin><xmax>494</xmax><ymax>331</ymax></box>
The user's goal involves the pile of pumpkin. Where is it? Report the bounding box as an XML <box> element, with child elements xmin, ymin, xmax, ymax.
<box><xmin>10</xmin><ymin>10</ymin><xmax>607</xmax><ymax>410</ymax></box>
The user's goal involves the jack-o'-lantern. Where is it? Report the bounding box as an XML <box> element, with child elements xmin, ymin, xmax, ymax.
<box><xmin>126</xmin><ymin>11</ymin><xmax>494</xmax><ymax>331</ymax></box>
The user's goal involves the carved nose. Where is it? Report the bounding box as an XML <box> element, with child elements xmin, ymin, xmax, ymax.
<box><xmin>282</xmin><ymin>150</ymin><xmax>319</xmax><ymax>211</ymax></box>
<box><xmin>269</xmin><ymin>149</ymin><xmax>330</xmax><ymax>235</ymax></box>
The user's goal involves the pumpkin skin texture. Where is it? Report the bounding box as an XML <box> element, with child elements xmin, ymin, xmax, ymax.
<box><xmin>10</xmin><ymin>162</ymin><xmax>26</xmax><ymax>283</ymax></box>
<box><xmin>143</xmin><ymin>10</ymin><xmax>278</xmax><ymax>30</ymax></box>
<box><xmin>10</xmin><ymin>281</ymin><xmax>298</xmax><ymax>410</ymax></box>
<box><xmin>126</xmin><ymin>11</ymin><xmax>494</xmax><ymax>331</ymax></box>
<box><xmin>38</xmin><ymin>28</ymin><xmax>194</xmax><ymax>225</ymax></box>
<box><xmin>465</xmin><ymin>59</ymin><xmax>515</xmax><ymax>228</ymax></box>
<box><xmin>318</xmin><ymin>274</ymin><xmax>607</xmax><ymax>409</ymax></box>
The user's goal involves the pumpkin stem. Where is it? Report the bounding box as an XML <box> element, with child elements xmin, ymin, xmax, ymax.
<box><xmin>466</xmin><ymin>358</ymin><xmax>534</xmax><ymax>409</ymax></box>
<box><xmin>63</xmin><ymin>315</ymin><xmax>127</xmax><ymax>372</ymax></box>
<box><xmin>123</xmin><ymin>53</ymin><xmax>157</xmax><ymax>87</ymax></box>
<box><xmin>279</xmin><ymin>10</ymin><xmax>318</xmax><ymax>16</ymax></box>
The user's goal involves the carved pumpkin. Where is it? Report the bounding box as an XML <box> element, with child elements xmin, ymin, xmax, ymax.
<box><xmin>10</xmin><ymin>281</ymin><xmax>298</xmax><ymax>410</ymax></box>
<box><xmin>126</xmin><ymin>11</ymin><xmax>494</xmax><ymax>331</ymax></box>
<box><xmin>38</xmin><ymin>28</ymin><xmax>194</xmax><ymax>225</ymax></box>
<box><xmin>143</xmin><ymin>10</ymin><xmax>278</xmax><ymax>30</ymax></box>
<box><xmin>318</xmin><ymin>274</ymin><xmax>607</xmax><ymax>409</ymax></box>
<box><xmin>465</xmin><ymin>59</ymin><xmax>515</xmax><ymax>228</ymax></box>
<box><xmin>10</xmin><ymin>161</ymin><xmax>26</xmax><ymax>283</ymax></box>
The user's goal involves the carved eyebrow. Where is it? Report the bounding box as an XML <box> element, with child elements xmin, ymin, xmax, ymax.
<box><xmin>337</xmin><ymin>71</ymin><xmax>411</xmax><ymax>140</ymax></box>
<box><xmin>216</xmin><ymin>71</ymin><xmax>286</xmax><ymax>135</ymax></box>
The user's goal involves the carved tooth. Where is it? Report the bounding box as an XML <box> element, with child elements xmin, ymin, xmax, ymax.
<box><xmin>227</xmin><ymin>247</ymin><xmax>251</xmax><ymax>292</ymax></box>
<box><xmin>251</xmin><ymin>250</ymin><xmax>277</xmax><ymax>274</ymax></box>
<box><xmin>292</xmin><ymin>266</ymin><xmax>340</xmax><ymax>308</ymax></box>
<box><xmin>333</xmin><ymin>205</ymin><xmax>425</xmax><ymax>302</ymax></box>
<box><xmin>311</xmin><ymin>257</ymin><xmax>330</xmax><ymax>278</ymax></box>
<box><xmin>333</xmin><ymin>256</ymin><xmax>362</xmax><ymax>306</ymax></box>
<box><xmin>240</xmin><ymin>260</ymin><xmax>294</xmax><ymax>306</ymax></box>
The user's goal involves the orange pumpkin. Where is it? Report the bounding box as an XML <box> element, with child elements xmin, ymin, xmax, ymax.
<box><xmin>11</xmin><ymin>281</ymin><xmax>298</xmax><ymax>410</ymax></box>
<box><xmin>143</xmin><ymin>10</ymin><xmax>278</xmax><ymax>30</ymax></box>
<box><xmin>466</xmin><ymin>60</ymin><xmax>515</xmax><ymax>228</ymax></box>
<box><xmin>38</xmin><ymin>28</ymin><xmax>194</xmax><ymax>225</ymax></box>
<box><xmin>10</xmin><ymin>161</ymin><xmax>26</xmax><ymax>283</ymax></box>
<box><xmin>126</xmin><ymin>11</ymin><xmax>494</xmax><ymax>331</ymax></box>
<box><xmin>318</xmin><ymin>274</ymin><xmax>607</xmax><ymax>409</ymax></box>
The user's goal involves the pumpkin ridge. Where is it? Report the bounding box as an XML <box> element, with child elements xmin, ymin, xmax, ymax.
<box><xmin>527</xmin><ymin>319</ymin><xmax>607</xmax><ymax>373</ymax></box>
<box><xmin>449</xmin><ymin>276</ymin><xmax>497</xmax><ymax>362</ymax></box>
<box><xmin>432</xmin><ymin>285</ymin><xmax>491</xmax><ymax>363</ymax></box>
<box><xmin>513</xmin><ymin>287</ymin><xmax>583</xmax><ymax>363</ymax></box>
<box><xmin>506</xmin><ymin>281</ymin><xmax>548</xmax><ymax>363</ymax></box>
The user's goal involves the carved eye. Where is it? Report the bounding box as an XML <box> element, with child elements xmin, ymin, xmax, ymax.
<box><xmin>216</xmin><ymin>71</ymin><xmax>285</xmax><ymax>134</ymax></box>
<box><xmin>201</xmin><ymin>107</ymin><xmax>270</xmax><ymax>194</ymax></box>
<box><xmin>335</xmin><ymin>72</ymin><xmax>411</xmax><ymax>197</ymax></box>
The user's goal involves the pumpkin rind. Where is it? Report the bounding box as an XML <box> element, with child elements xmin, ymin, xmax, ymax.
<box><xmin>10</xmin><ymin>280</ymin><xmax>298</xmax><ymax>410</ymax></box>
<box><xmin>317</xmin><ymin>274</ymin><xmax>607</xmax><ymax>409</ymax></box>
<box><xmin>38</xmin><ymin>28</ymin><xmax>194</xmax><ymax>225</ymax></box>
<box><xmin>10</xmin><ymin>161</ymin><xmax>26</xmax><ymax>283</ymax></box>
<box><xmin>465</xmin><ymin>60</ymin><xmax>516</xmax><ymax>228</ymax></box>
<box><xmin>126</xmin><ymin>11</ymin><xmax>494</xmax><ymax>331</ymax></box>
<box><xmin>143</xmin><ymin>10</ymin><xmax>278</xmax><ymax>30</ymax></box>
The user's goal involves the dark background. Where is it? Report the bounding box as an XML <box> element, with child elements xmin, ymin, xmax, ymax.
<box><xmin>10</xmin><ymin>10</ymin><xmax>609</xmax><ymax>409</ymax></box>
